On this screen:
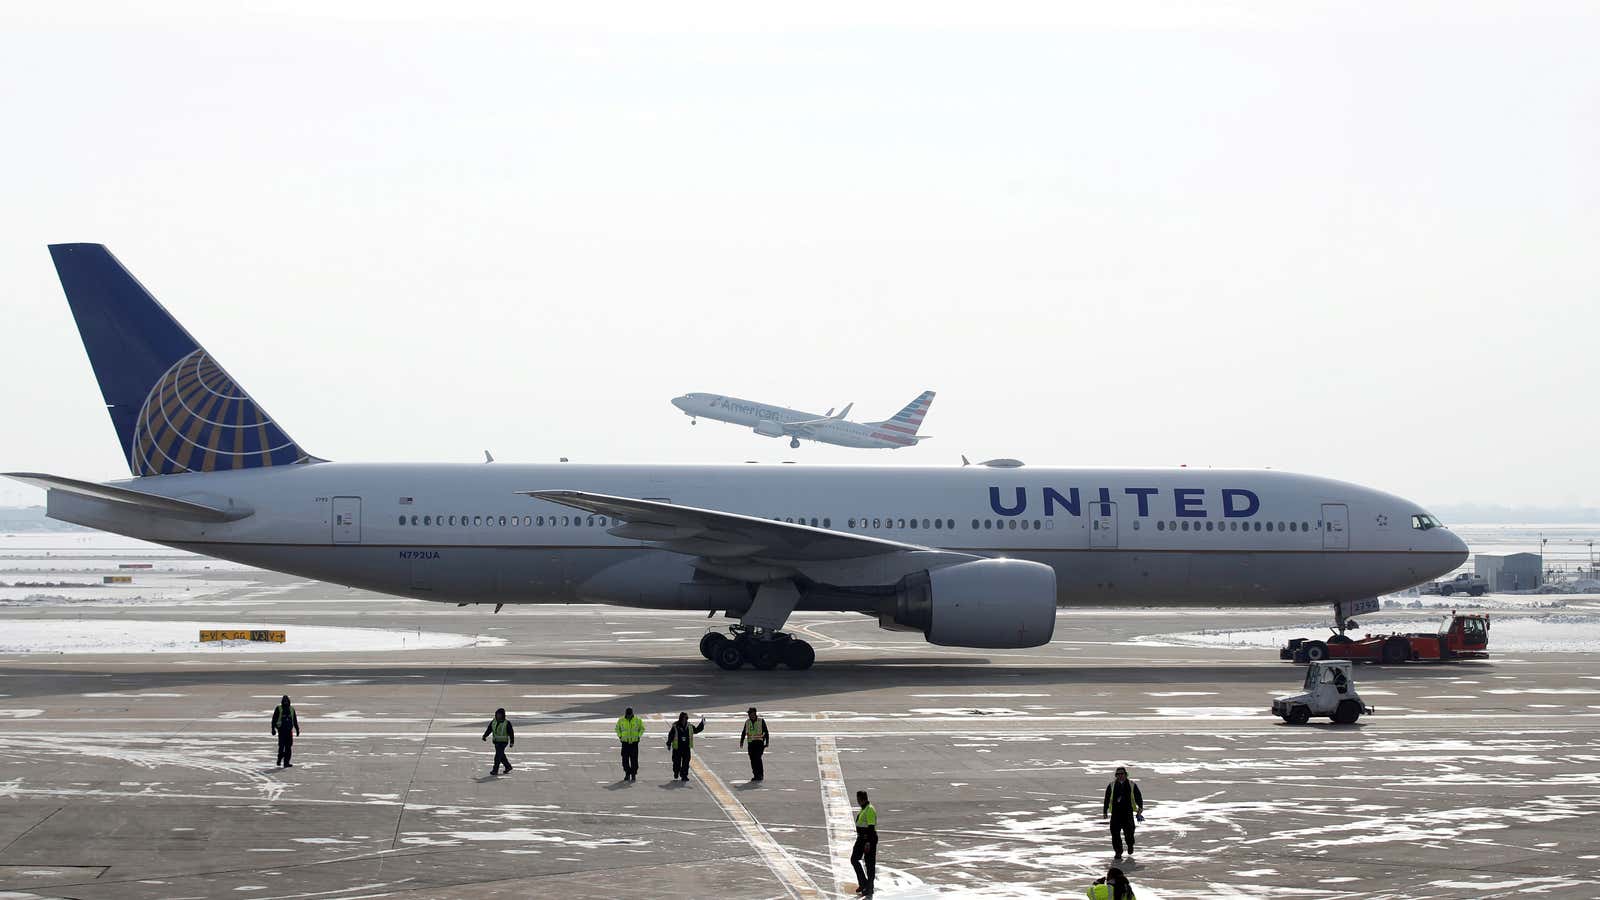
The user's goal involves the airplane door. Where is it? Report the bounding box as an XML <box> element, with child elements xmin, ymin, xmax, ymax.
<box><xmin>332</xmin><ymin>497</ymin><xmax>362</xmax><ymax>544</ymax></box>
<box><xmin>1321</xmin><ymin>503</ymin><xmax>1348</xmax><ymax>550</ymax></box>
<box><xmin>1090</xmin><ymin>501</ymin><xmax>1118</xmax><ymax>549</ymax></box>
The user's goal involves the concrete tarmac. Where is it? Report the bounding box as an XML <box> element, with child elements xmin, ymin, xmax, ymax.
<box><xmin>1</xmin><ymin>567</ymin><xmax>1599</xmax><ymax>899</ymax></box>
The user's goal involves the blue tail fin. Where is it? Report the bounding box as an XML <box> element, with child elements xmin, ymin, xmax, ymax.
<box><xmin>48</xmin><ymin>244</ymin><xmax>311</xmax><ymax>476</ymax></box>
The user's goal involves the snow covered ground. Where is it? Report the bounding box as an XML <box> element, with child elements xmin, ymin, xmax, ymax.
<box><xmin>0</xmin><ymin>619</ymin><xmax>507</xmax><ymax>654</ymax></box>
<box><xmin>1136</xmin><ymin>612</ymin><xmax>1600</xmax><ymax>653</ymax></box>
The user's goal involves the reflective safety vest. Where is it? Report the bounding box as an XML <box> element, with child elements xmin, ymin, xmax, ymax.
<box><xmin>490</xmin><ymin>719</ymin><xmax>510</xmax><ymax>742</ymax></box>
<box><xmin>855</xmin><ymin>804</ymin><xmax>877</xmax><ymax>828</ymax></box>
<box><xmin>1086</xmin><ymin>884</ymin><xmax>1134</xmax><ymax>900</ymax></box>
<box><xmin>668</xmin><ymin>722</ymin><xmax>695</xmax><ymax>749</ymax></box>
<box><xmin>744</xmin><ymin>718</ymin><xmax>766</xmax><ymax>742</ymax></box>
<box><xmin>616</xmin><ymin>716</ymin><xmax>644</xmax><ymax>743</ymax></box>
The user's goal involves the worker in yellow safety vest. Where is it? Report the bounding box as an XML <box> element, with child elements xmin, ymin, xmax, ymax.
<box><xmin>851</xmin><ymin>790</ymin><xmax>878</xmax><ymax>897</ymax></box>
<box><xmin>1086</xmin><ymin>866</ymin><xmax>1136</xmax><ymax>899</ymax></box>
<box><xmin>270</xmin><ymin>695</ymin><xmax>300</xmax><ymax>768</ymax></box>
<box><xmin>738</xmin><ymin>706</ymin><xmax>770</xmax><ymax>782</ymax></box>
<box><xmin>480</xmin><ymin>707</ymin><xmax>514</xmax><ymax>775</ymax></box>
<box><xmin>615</xmin><ymin>706</ymin><xmax>645</xmax><ymax>782</ymax></box>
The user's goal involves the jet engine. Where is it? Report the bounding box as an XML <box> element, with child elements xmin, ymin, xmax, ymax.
<box><xmin>752</xmin><ymin>420</ymin><xmax>785</xmax><ymax>438</ymax></box>
<box><xmin>880</xmin><ymin>558</ymin><xmax>1057</xmax><ymax>648</ymax></box>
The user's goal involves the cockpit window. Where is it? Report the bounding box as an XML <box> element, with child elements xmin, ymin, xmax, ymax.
<box><xmin>1411</xmin><ymin>514</ymin><xmax>1443</xmax><ymax>530</ymax></box>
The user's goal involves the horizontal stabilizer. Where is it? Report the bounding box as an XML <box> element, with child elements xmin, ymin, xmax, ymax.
<box><xmin>3</xmin><ymin>472</ymin><xmax>251</xmax><ymax>522</ymax></box>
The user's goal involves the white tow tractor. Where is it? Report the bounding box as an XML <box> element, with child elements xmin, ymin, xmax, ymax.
<box><xmin>1271</xmin><ymin>660</ymin><xmax>1374</xmax><ymax>725</ymax></box>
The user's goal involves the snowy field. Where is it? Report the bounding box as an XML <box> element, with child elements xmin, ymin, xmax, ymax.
<box><xmin>0</xmin><ymin>619</ymin><xmax>507</xmax><ymax>654</ymax></box>
<box><xmin>1136</xmin><ymin>612</ymin><xmax>1600</xmax><ymax>653</ymax></box>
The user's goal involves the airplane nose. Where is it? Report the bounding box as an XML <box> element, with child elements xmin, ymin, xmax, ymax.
<box><xmin>672</xmin><ymin>396</ymin><xmax>691</xmax><ymax>412</ymax></box>
<box><xmin>1446</xmin><ymin>529</ymin><xmax>1470</xmax><ymax>568</ymax></box>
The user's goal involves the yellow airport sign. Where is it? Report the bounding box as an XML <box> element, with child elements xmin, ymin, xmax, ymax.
<box><xmin>199</xmin><ymin>630</ymin><xmax>286</xmax><ymax>643</ymax></box>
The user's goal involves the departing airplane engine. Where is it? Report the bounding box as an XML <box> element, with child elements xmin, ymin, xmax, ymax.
<box><xmin>881</xmin><ymin>559</ymin><xmax>1057</xmax><ymax>648</ymax></box>
<box><xmin>752</xmin><ymin>420</ymin><xmax>785</xmax><ymax>438</ymax></box>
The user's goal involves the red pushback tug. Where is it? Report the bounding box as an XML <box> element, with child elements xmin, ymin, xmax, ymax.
<box><xmin>1281</xmin><ymin>612</ymin><xmax>1491</xmax><ymax>664</ymax></box>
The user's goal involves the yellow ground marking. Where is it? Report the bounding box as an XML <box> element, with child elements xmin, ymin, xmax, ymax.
<box><xmin>691</xmin><ymin>753</ymin><xmax>824</xmax><ymax>899</ymax></box>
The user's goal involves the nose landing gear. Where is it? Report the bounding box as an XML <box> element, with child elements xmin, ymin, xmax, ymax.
<box><xmin>699</xmin><ymin>627</ymin><xmax>815</xmax><ymax>671</ymax></box>
<box><xmin>789</xmin><ymin>437</ymin><xmax>800</xmax><ymax>449</ymax></box>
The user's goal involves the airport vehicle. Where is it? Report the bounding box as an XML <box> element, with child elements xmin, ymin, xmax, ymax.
<box><xmin>1272</xmin><ymin>660</ymin><xmax>1373</xmax><ymax>724</ymax></box>
<box><xmin>672</xmin><ymin>391</ymin><xmax>934</xmax><ymax>449</ymax></box>
<box><xmin>1280</xmin><ymin>613</ymin><xmax>1491</xmax><ymax>664</ymax></box>
<box><xmin>7</xmin><ymin>245</ymin><xmax>1469</xmax><ymax>671</ymax></box>
<box><xmin>1429</xmin><ymin>573</ymin><xmax>1487</xmax><ymax>596</ymax></box>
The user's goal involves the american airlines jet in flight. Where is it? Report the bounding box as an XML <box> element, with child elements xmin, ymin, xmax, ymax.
<box><xmin>672</xmin><ymin>391</ymin><xmax>934</xmax><ymax>449</ymax></box>
<box><xmin>9</xmin><ymin>245</ymin><xmax>1469</xmax><ymax>672</ymax></box>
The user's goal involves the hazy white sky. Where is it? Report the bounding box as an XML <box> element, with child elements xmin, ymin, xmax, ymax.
<box><xmin>2</xmin><ymin>2</ymin><xmax>1596</xmax><ymax>508</ymax></box>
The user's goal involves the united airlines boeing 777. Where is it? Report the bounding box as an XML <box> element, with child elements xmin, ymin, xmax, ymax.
<box><xmin>8</xmin><ymin>245</ymin><xmax>1468</xmax><ymax>671</ymax></box>
<box><xmin>672</xmin><ymin>391</ymin><xmax>934</xmax><ymax>449</ymax></box>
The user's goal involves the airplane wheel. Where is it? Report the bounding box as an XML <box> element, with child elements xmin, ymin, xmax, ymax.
<box><xmin>789</xmin><ymin>438</ymin><xmax>800</xmax><ymax>449</ymax></box>
<box><xmin>1332</xmin><ymin>699</ymin><xmax>1362</xmax><ymax>725</ymax></box>
<box><xmin>1286</xmin><ymin>706</ymin><xmax>1311</xmax><ymax>725</ymax></box>
<box><xmin>1302</xmin><ymin>640</ymin><xmax>1329</xmax><ymax>662</ymax></box>
<box><xmin>782</xmin><ymin>640</ymin><xmax>815</xmax><ymax>670</ymax></box>
<box><xmin>700</xmin><ymin>632</ymin><xmax>727</xmax><ymax>661</ymax></box>
<box><xmin>749</xmin><ymin>642</ymin><xmax>781</xmax><ymax>670</ymax></box>
<box><xmin>713</xmin><ymin>642</ymin><xmax>745</xmax><ymax>670</ymax></box>
<box><xmin>1382</xmin><ymin>638</ymin><xmax>1409</xmax><ymax>665</ymax></box>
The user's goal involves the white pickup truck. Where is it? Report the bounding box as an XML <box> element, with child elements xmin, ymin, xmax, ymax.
<box><xmin>1425</xmin><ymin>573</ymin><xmax>1487</xmax><ymax>597</ymax></box>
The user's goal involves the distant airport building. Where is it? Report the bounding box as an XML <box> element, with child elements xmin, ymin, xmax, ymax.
<box><xmin>1475</xmin><ymin>552</ymin><xmax>1542</xmax><ymax>592</ymax></box>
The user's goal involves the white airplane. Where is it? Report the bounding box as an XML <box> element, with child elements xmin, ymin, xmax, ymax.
<box><xmin>8</xmin><ymin>245</ymin><xmax>1469</xmax><ymax>671</ymax></box>
<box><xmin>673</xmin><ymin>391</ymin><xmax>934</xmax><ymax>449</ymax></box>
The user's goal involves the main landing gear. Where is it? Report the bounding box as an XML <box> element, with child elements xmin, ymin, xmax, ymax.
<box><xmin>699</xmin><ymin>627</ymin><xmax>815</xmax><ymax>671</ymax></box>
<box><xmin>789</xmin><ymin>437</ymin><xmax>800</xmax><ymax>449</ymax></box>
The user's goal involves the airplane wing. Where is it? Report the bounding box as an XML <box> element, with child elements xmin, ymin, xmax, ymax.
<box><xmin>522</xmin><ymin>489</ymin><xmax>972</xmax><ymax>566</ymax></box>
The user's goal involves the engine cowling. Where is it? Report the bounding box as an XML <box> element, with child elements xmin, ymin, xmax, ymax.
<box><xmin>753</xmin><ymin>420</ymin><xmax>785</xmax><ymax>438</ymax></box>
<box><xmin>881</xmin><ymin>559</ymin><xmax>1057</xmax><ymax>648</ymax></box>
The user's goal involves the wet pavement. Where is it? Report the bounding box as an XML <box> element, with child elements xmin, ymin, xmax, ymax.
<box><xmin>1</xmin><ymin>566</ymin><xmax>1598</xmax><ymax>898</ymax></box>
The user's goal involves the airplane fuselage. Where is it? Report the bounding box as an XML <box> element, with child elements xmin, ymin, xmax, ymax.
<box><xmin>672</xmin><ymin>393</ymin><xmax>919</xmax><ymax>448</ymax></box>
<box><xmin>48</xmin><ymin>462</ymin><xmax>1468</xmax><ymax>614</ymax></box>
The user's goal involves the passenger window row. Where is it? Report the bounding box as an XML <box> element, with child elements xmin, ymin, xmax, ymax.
<box><xmin>846</xmin><ymin>517</ymin><xmax>956</xmax><ymax>531</ymax></box>
<box><xmin>1152</xmin><ymin>520</ymin><xmax>1315</xmax><ymax>533</ymax></box>
<box><xmin>775</xmin><ymin>517</ymin><xmax>832</xmax><ymax>528</ymax></box>
<box><xmin>397</xmin><ymin>514</ymin><xmax>609</xmax><ymax>528</ymax></box>
<box><xmin>970</xmin><ymin>518</ymin><xmax>1048</xmax><ymax>531</ymax></box>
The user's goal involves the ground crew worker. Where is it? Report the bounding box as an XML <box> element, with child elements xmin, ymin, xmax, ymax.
<box><xmin>1086</xmin><ymin>866</ymin><xmax>1136</xmax><ymax>899</ymax></box>
<box><xmin>739</xmin><ymin>706</ymin><xmax>770</xmax><ymax>781</ymax></box>
<box><xmin>1102</xmin><ymin>766</ymin><xmax>1144</xmax><ymax>858</ymax></box>
<box><xmin>481</xmin><ymin>707</ymin><xmax>514</xmax><ymax>775</ymax></box>
<box><xmin>615</xmin><ymin>706</ymin><xmax>645</xmax><ymax>781</ymax></box>
<box><xmin>270</xmin><ymin>695</ymin><xmax>299</xmax><ymax>767</ymax></box>
<box><xmin>851</xmin><ymin>790</ymin><xmax>878</xmax><ymax>897</ymax></box>
<box><xmin>665</xmin><ymin>712</ymin><xmax>705</xmax><ymax>781</ymax></box>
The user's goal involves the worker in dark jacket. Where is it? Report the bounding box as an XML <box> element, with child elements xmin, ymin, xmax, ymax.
<box><xmin>739</xmin><ymin>706</ymin><xmax>770</xmax><ymax>781</ymax></box>
<box><xmin>1102</xmin><ymin>766</ymin><xmax>1145</xmax><ymax>858</ymax></box>
<box><xmin>851</xmin><ymin>790</ymin><xmax>878</xmax><ymax>897</ymax></box>
<box><xmin>665</xmin><ymin>712</ymin><xmax>705</xmax><ymax>781</ymax></box>
<box><xmin>270</xmin><ymin>695</ymin><xmax>300</xmax><ymax>767</ymax></box>
<box><xmin>481</xmin><ymin>708</ymin><xmax>515</xmax><ymax>775</ymax></box>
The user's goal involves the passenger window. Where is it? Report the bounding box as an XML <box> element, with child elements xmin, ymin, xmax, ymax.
<box><xmin>473</xmin><ymin>516</ymin><xmax>482</xmax><ymax>526</ymax></box>
<box><xmin>1008</xmin><ymin>519</ymin><xmax>1017</xmax><ymax>530</ymax></box>
<box><xmin>908</xmin><ymin>519</ymin><xmax>917</xmax><ymax>530</ymax></box>
<box><xmin>1254</xmin><ymin>522</ymin><xmax>1262</xmax><ymax>531</ymax></box>
<box><xmin>398</xmin><ymin>516</ymin><xmax>406</xmax><ymax>526</ymax></box>
<box><xmin>560</xmin><ymin>516</ymin><xmax>569</xmax><ymax>526</ymax></box>
<box><xmin>1302</xmin><ymin>521</ymin><xmax>1309</xmax><ymax>532</ymax></box>
<box><xmin>984</xmin><ymin>520</ymin><xmax>992</xmax><ymax>529</ymax></box>
<box><xmin>1156</xmin><ymin>520</ymin><xmax>1164</xmax><ymax>531</ymax></box>
<box><xmin>599</xmin><ymin>516</ymin><xmax>608</xmax><ymax>526</ymax></box>
<box><xmin>410</xmin><ymin>515</ymin><xmax>419</xmax><ymax>526</ymax></box>
<box><xmin>971</xmin><ymin>519</ymin><xmax>979</xmax><ymax>529</ymax></box>
<box><xmin>872</xmin><ymin>518</ymin><xmax>881</xmax><ymax>528</ymax></box>
<box><xmin>848</xmin><ymin>519</ymin><xmax>856</xmax><ymax>528</ymax></box>
<box><xmin>1205</xmin><ymin>521</ymin><xmax>1213</xmax><ymax>531</ymax></box>
<box><xmin>823</xmin><ymin>518</ymin><xmax>831</xmax><ymax>528</ymax></box>
<box><xmin>1289</xmin><ymin>522</ymin><xmax>1297</xmax><ymax>532</ymax></box>
<box><xmin>1181</xmin><ymin>521</ymin><xmax>1189</xmax><ymax>531</ymax></box>
<box><xmin>1132</xmin><ymin>520</ymin><xmax>1140</xmax><ymax>530</ymax></box>
<box><xmin>932</xmin><ymin>519</ymin><xmax>941</xmax><ymax>530</ymax></box>
<box><xmin>423</xmin><ymin>516</ymin><xmax>431</xmax><ymax>526</ymax></box>
<box><xmin>896</xmin><ymin>518</ymin><xmax>905</xmax><ymax>528</ymax></box>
